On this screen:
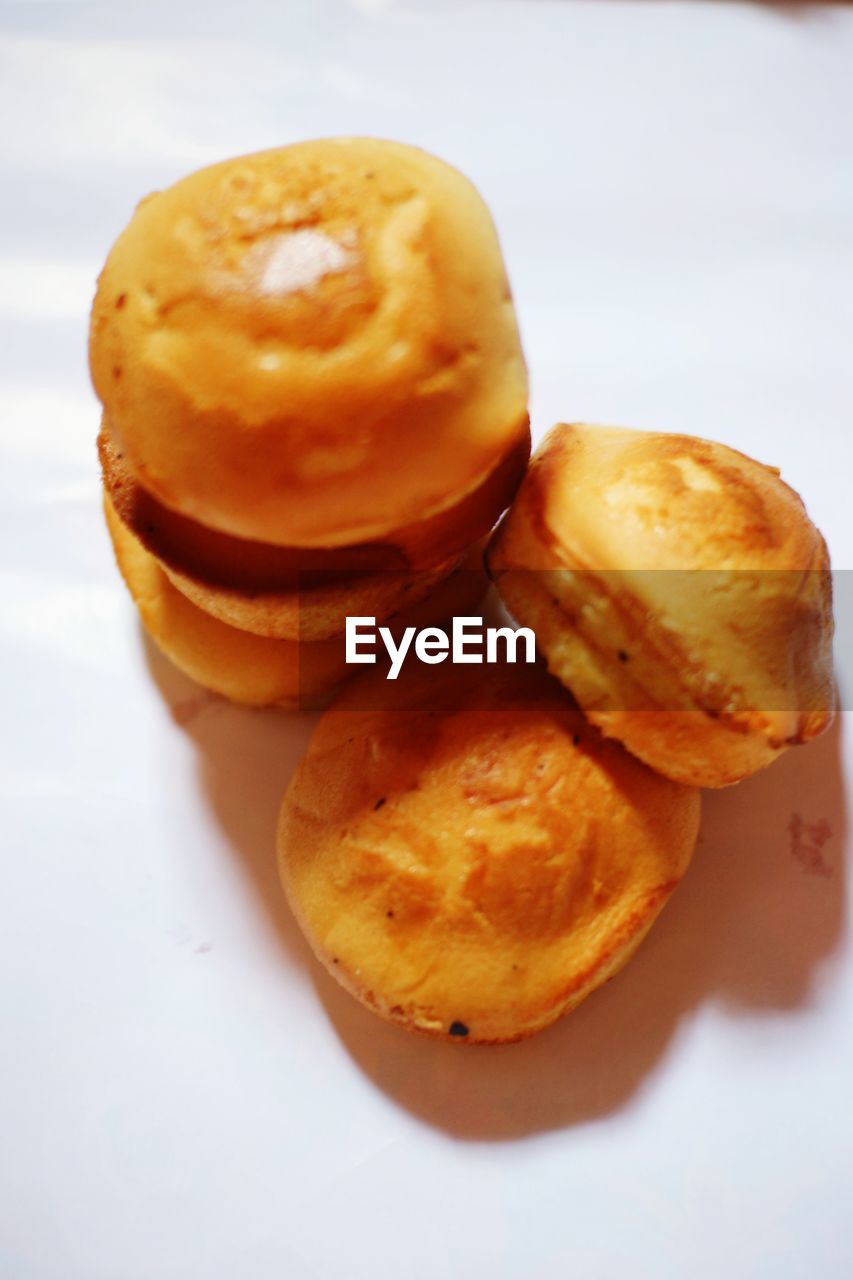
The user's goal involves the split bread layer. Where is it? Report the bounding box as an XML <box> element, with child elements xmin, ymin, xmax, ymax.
<box><xmin>100</xmin><ymin>418</ymin><xmax>528</xmax><ymax>640</ymax></box>
<box><xmin>104</xmin><ymin>490</ymin><xmax>489</xmax><ymax>709</ymax></box>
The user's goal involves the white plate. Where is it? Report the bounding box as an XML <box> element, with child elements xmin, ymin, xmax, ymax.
<box><xmin>1</xmin><ymin>3</ymin><xmax>851</xmax><ymax>1277</ymax></box>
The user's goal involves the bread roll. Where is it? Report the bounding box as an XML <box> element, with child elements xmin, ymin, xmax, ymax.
<box><xmin>487</xmin><ymin>424</ymin><xmax>835</xmax><ymax>787</ymax></box>
<box><xmin>278</xmin><ymin>661</ymin><xmax>700</xmax><ymax>1043</ymax></box>
<box><xmin>90</xmin><ymin>138</ymin><xmax>528</xmax><ymax>549</ymax></box>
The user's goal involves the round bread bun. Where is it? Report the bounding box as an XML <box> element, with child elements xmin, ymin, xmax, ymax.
<box><xmin>487</xmin><ymin>424</ymin><xmax>835</xmax><ymax>788</ymax></box>
<box><xmin>105</xmin><ymin>493</ymin><xmax>489</xmax><ymax>708</ymax></box>
<box><xmin>100</xmin><ymin>418</ymin><xmax>525</xmax><ymax>639</ymax></box>
<box><xmin>90</xmin><ymin>138</ymin><xmax>529</xmax><ymax>548</ymax></box>
<box><xmin>278</xmin><ymin>661</ymin><xmax>700</xmax><ymax>1044</ymax></box>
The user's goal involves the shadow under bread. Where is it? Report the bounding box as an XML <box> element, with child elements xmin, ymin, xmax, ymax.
<box><xmin>140</xmin><ymin>627</ymin><xmax>317</xmax><ymax>970</ymax></box>
<box><xmin>139</xmin><ymin>621</ymin><xmax>845</xmax><ymax>1143</ymax></box>
<box><xmin>309</xmin><ymin>704</ymin><xmax>845</xmax><ymax>1141</ymax></box>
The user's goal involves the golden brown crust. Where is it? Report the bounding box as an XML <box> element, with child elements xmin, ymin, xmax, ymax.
<box><xmin>523</xmin><ymin>423</ymin><xmax>828</xmax><ymax>574</ymax></box>
<box><xmin>104</xmin><ymin>491</ymin><xmax>344</xmax><ymax>706</ymax></box>
<box><xmin>278</xmin><ymin>662</ymin><xmax>700</xmax><ymax>1043</ymax></box>
<box><xmin>90</xmin><ymin>138</ymin><xmax>528</xmax><ymax>547</ymax></box>
<box><xmin>487</xmin><ymin>424</ymin><xmax>835</xmax><ymax>787</ymax></box>
<box><xmin>104</xmin><ymin>491</ymin><xmax>490</xmax><ymax>707</ymax></box>
<box><xmin>100</xmin><ymin>419</ymin><xmax>527</xmax><ymax>639</ymax></box>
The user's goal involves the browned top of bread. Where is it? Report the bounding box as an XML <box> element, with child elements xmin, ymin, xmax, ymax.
<box><xmin>523</xmin><ymin>424</ymin><xmax>828</xmax><ymax>573</ymax></box>
<box><xmin>278</xmin><ymin>661</ymin><xmax>699</xmax><ymax>1043</ymax></box>
<box><xmin>90</xmin><ymin>138</ymin><xmax>528</xmax><ymax>548</ymax></box>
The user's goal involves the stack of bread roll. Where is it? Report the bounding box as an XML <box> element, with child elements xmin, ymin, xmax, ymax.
<box><xmin>90</xmin><ymin>138</ymin><xmax>530</xmax><ymax>707</ymax></box>
<box><xmin>91</xmin><ymin>139</ymin><xmax>835</xmax><ymax>1046</ymax></box>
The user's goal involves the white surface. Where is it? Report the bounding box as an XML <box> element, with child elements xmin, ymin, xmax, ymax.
<box><xmin>1</xmin><ymin>3</ymin><xmax>852</xmax><ymax>1278</ymax></box>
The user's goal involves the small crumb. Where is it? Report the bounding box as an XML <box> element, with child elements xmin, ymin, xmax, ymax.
<box><xmin>789</xmin><ymin>812</ymin><xmax>833</xmax><ymax>878</ymax></box>
<box><xmin>194</xmin><ymin>942</ymin><xmax>212</xmax><ymax>955</ymax></box>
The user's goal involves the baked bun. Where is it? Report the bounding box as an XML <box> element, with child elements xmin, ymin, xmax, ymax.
<box><xmin>100</xmin><ymin>418</ymin><xmax>526</xmax><ymax>639</ymax></box>
<box><xmin>487</xmin><ymin>424</ymin><xmax>835</xmax><ymax>788</ymax></box>
<box><xmin>90</xmin><ymin>138</ymin><xmax>528</xmax><ymax>549</ymax></box>
<box><xmin>105</xmin><ymin>493</ymin><xmax>489</xmax><ymax>708</ymax></box>
<box><xmin>278</xmin><ymin>661</ymin><xmax>700</xmax><ymax>1044</ymax></box>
